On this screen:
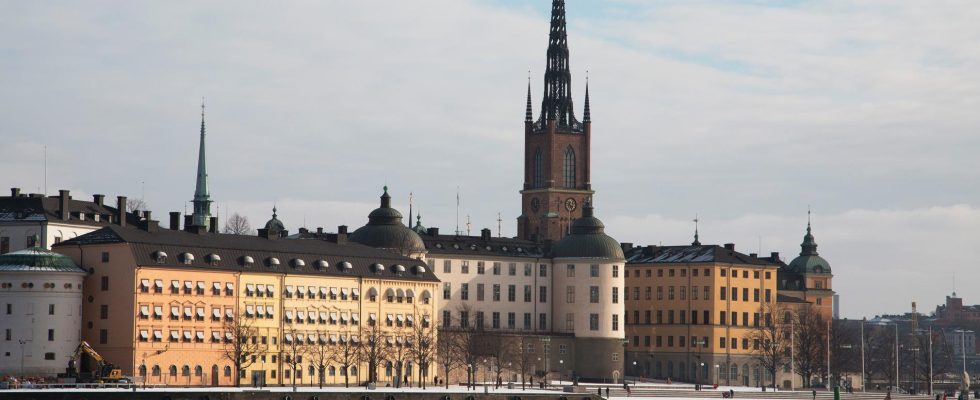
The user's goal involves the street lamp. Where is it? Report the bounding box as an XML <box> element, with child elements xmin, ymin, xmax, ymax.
<box><xmin>714</xmin><ymin>365</ymin><xmax>720</xmax><ymax>386</ymax></box>
<box><xmin>632</xmin><ymin>361</ymin><xmax>637</xmax><ymax>382</ymax></box>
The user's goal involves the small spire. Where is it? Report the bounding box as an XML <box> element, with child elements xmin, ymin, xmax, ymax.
<box><xmin>380</xmin><ymin>186</ymin><xmax>391</xmax><ymax>208</ymax></box>
<box><xmin>272</xmin><ymin>206</ymin><xmax>278</xmax><ymax>219</ymax></box>
<box><xmin>692</xmin><ymin>214</ymin><xmax>701</xmax><ymax>246</ymax></box>
<box><xmin>800</xmin><ymin>208</ymin><xmax>818</xmax><ymax>256</ymax></box>
<box><xmin>525</xmin><ymin>73</ymin><xmax>533</xmax><ymax>122</ymax></box>
<box><xmin>583</xmin><ymin>72</ymin><xmax>591</xmax><ymax>123</ymax></box>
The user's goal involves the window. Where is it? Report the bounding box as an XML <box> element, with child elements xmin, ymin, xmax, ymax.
<box><xmin>99</xmin><ymin>329</ymin><xmax>108</xmax><ymax>344</ymax></box>
<box><xmin>539</xmin><ymin>264</ymin><xmax>547</xmax><ymax>277</ymax></box>
<box><xmin>476</xmin><ymin>283</ymin><xmax>484</xmax><ymax>301</ymax></box>
<box><xmin>443</xmin><ymin>260</ymin><xmax>451</xmax><ymax>273</ymax></box>
<box><xmin>443</xmin><ymin>283</ymin><xmax>451</xmax><ymax>300</ymax></box>
<box><xmin>101</xmin><ymin>252</ymin><xmax>110</xmax><ymax>262</ymax></box>
<box><xmin>5</xmin><ymin>304</ymin><xmax>10</xmax><ymax>314</ymax></box>
<box><xmin>475</xmin><ymin>312</ymin><xmax>484</xmax><ymax>329</ymax></box>
<box><xmin>5</xmin><ymin>328</ymin><xmax>10</xmax><ymax>341</ymax></box>
<box><xmin>704</xmin><ymin>286</ymin><xmax>711</xmax><ymax>300</ymax></box>
<box><xmin>720</xmin><ymin>287</ymin><xmax>727</xmax><ymax>301</ymax></box>
<box><xmin>644</xmin><ymin>310</ymin><xmax>651</xmax><ymax>324</ymax></box>
<box><xmin>743</xmin><ymin>288</ymin><xmax>749</xmax><ymax>302</ymax></box>
<box><xmin>477</xmin><ymin>261</ymin><xmax>485</xmax><ymax>275</ymax></box>
<box><xmin>442</xmin><ymin>310</ymin><xmax>451</xmax><ymax>328</ymax></box>
<box><xmin>754</xmin><ymin>289</ymin><xmax>760</xmax><ymax>302</ymax></box>
<box><xmin>589</xmin><ymin>314</ymin><xmax>599</xmax><ymax>331</ymax></box>
<box><xmin>765</xmin><ymin>289</ymin><xmax>772</xmax><ymax>302</ymax></box>
<box><xmin>461</xmin><ymin>283</ymin><xmax>469</xmax><ymax>301</ymax></box>
<box><xmin>539</xmin><ymin>286</ymin><xmax>547</xmax><ymax>303</ymax></box>
<box><xmin>566</xmin><ymin>286</ymin><xmax>575</xmax><ymax>303</ymax></box>
<box><xmin>563</xmin><ymin>146</ymin><xmax>576</xmax><ymax>188</ymax></box>
<box><xmin>533</xmin><ymin>147</ymin><xmax>544</xmax><ymax>188</ymax></box>
<box><xmin>100</xmin><ymin>305</ymin><xmax>108</xmax><ymax>319</ymax></box>
<box><xmin>539</xmin><ymin>313</ymin><xmax>546</xmax><ymax>330</ymax></box>
<box><xmin>655</xmin><ymin>287</ymin><xmax>661</xmax><ymax>300</ymax></box>
<box><xmin>590</xmin><ymin>264</ymin><xmax>599</xmax><ymax>277</ymax></box>
<box><xmin>613</xmin><ymin>265</ymin><xmax>619</xmax><ymax>277</ymax></box>
<box><xmin>100</xmin><ymin>276</ymin><xmax>109</xmax><ymax>291</ymax></box>
<box><xmin>507</xmin><ymin>312</ymin><xmax>515</xmax><ymax>329</ymax></box>
<box><xmin>524</xmin><ymin>285</ymin><xmax>532</xmax><ymax>302</ymax></box>
<box><xmin>691</xmin><ymin>286</ymin><xmax>698</xmax><ymax>300</ymax></box>
<box><xmin>45</xmin><ymin>352</ymin><xmax>56</xmax><ymax>360</ymax></box>
<box><xmin>491</xmin><ymin>312</ymin><xmax>500</xmax><ymax>329</ymax></box>
<box><xmin>507</xmin><ymin>285</ymin><xmax>516</xmax><ymax>302</ymax></box>
<box><xmin>524</xmin><ymin>263</ymin><xmax>533</xmax><ymax>276</ymax></box>
<box><xmin>720</xmin><ymin>312</ymin><xmax>727</xmax><ymax>325</ymax></box>
<box><xmin>0</xmin><ymin>237</ymin><xmax>8</xmax><ymax>254</ymax></box>
<box><xmin>509</xmin><ymin>263</ymin><xmax>517</xmax><ymax>276</ymax></box>
<box><xmin>461</xmin><ymin>261</ymin><xmax>469</xmax><ymax>274</ymax></box>
<box><xmin>492</xmin><ymin>262</ymin><xmax>501</xmax><ymax>275</ymax></box>
<box><xmin>48</xmin><ymin>329</ymin><xmax>54</xmax><ymax>341</ymax></box>
<box><xmin>590</xmin><ymin>286</ymin><xmax>599</xmax><ymax>303</ymax></box>
<box><xmin>668</xmin><ymin>286</ymin><xmax>674</xmax><ymax>300</ymax></box>
<box><xmin>566</xmin><ymin>264</ymin><xmax>575</xmax><ymax>277</ymax></box>
<box><xmin>680</xmin><ymin>286</ymin><xmax>686</xmax><ymax>300</ymax></box>
<box><xmin>612</xmin><ymin>287</ymin><xmax>619</xmax><ymax>304</ymax></box>
<box><xmin>459</xmin><ymin>311</ymin><xmax>469</xmax><ymax>328</ymax></box>
<box><xmin>612</xmin><ymin>314</ymin><xmax>619</xmax><ymax>331</ymax></box>
<box><xmin>492</xmin><ymin>284</ymin><xmax>501</xmax><ymax>301</ymax></box>
<box><xmin>524</xmin><ymin>313</ymin><xmax>532</xmax><ymax>330</ymax></box>
<box><xmin>48</xmin><ymin>304</ymin><xmax>55</xmax><ymax>315</ymax></box>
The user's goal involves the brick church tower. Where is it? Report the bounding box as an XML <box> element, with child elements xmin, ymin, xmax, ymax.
<box><xmin>517</xmin><ymin>0</ymin><xmax>593</xmax><ymax>243</ymax></box>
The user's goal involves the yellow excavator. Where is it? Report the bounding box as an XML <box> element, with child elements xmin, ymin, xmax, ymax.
<box><xmin>64</xmin><ymin>341</ymin><xmax>127</xmax><ymax>383</ymax></box>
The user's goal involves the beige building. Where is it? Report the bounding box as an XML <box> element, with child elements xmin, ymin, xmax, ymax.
<box><xmin>54</xmin><ymin>216</ymin><xmax>439</xmax><ymax>387</ymax></box>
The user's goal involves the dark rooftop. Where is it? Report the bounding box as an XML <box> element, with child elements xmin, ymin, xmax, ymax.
<box><xmin>624</xmin><ymin>244</ymin><xmax>776</xmax><ymax>266</ymax></box>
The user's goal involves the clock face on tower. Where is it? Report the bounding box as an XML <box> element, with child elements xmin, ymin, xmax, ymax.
<box><xmin>530</xmin><ymin>197</ymin><xmax>540</xmax><ymax>213</ymax></box>
<box><xmin>564</xmin><ymin>198</ymin><xmax>577</xmax><ymax>212</ymax></box>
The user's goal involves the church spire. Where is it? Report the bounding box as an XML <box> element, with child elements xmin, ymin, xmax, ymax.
<box><xmin>583</xmin><ymin>74</ymin><xmax>591</xmax><ymax>123</ymax></box>
<box><xmin>525</xmin><ymin>74</ymin><xmax>533</xmax><ymax>122</ymax></box>
<box><xmin>692</xmin><ymin>215</ymin><xmax>700</xmax><ymax>246</ymax></box>
<box><xmin>537</xmin><ymin>0</ymin><xmax>579</xmax><ymax>131</ymax></box>
<box><xmin>800</xmin><ymin>209</ymin><xmax>818</xmax><ymax>256</ymax></box>
<box><xmin>192</xmin><ymin>99</ymin><xmax>212</xmax><ymax>228</ymax></box>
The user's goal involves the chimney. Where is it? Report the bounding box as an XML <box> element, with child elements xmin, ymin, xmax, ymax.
<box><xmin>621</xmin><ymin>242</ymin><xmax>634</xmax><ymax>252</ymax></box>
<box><xmin>93</xmin><ymin>194</ymin><xmax>105</xmax><ymax>207</ymax></box>
<box><xmin>336</xmin><ymin>225</ymin><xmax>348</xmax><ymax>244</ymax></box>
<box><xmin>169</xmin><ymin>212</ymin><xmax>180</xmax><ymax>230</ymax></box>
<box><xmin>59</xmin><ymin>190</ymin><xmax>70</xmax><ymax>221</ymax></box>
<box><xmin>316</xmin><ymin>227</ymin><xmax>323</xmax><ymax>235</ymax></box>
<box><xmin>480</xmin><ymin>228</ymin><xmax>491</xmax><ymax>241</ymax></box>
<box><xmin>209</xmin><ymin>217</ymin><xmax>218</xmax><ymax>233</ymax></box>
<box><xmin>258</xmin><ymin>228</ymin><xmax>276</xmax><ymax>240</ymax></box>
<box><xmin>183</xmin><ymin>215</ymin><xmax>193</xmax><ymax>231</ymax></box>
<box><xmin>724</xmin><ymin>243</ymin><xmax>735</xmax><ymax>251</ymax></box>
<box><xmin>643</xmin><ymin>245</ymin><xmax>657</xmax><ymax>256</ymax></box>
<box><xmin>426</xmin><ymin>227</ymin><xmax>439</xmax><ymax>236</ymax></box>
<box><xmin>141</xmin><ymin>211</ymin><xmax>158</xmax><ymax>232</ymax></box>
<box><xmin>299</xmin><ymin>227</ymin><xmax>309</xmax><ymax>234</ymax></box>
<box><xmin>10</xmin><ymin>188</ymin><xmax>20</xmax><ymax>197</ymax></box>
<box><xmin>750</xmin><ymin>253</ymin><xmax>758</xmax><ymax>258</ymax></box>
<box><xmin>338</xmin><ymin>225</ymin><xmax>348</xmax><ymax>234</ymax></box>
<box><xmin>116</xmin><ymin>196</ymin><xmax>127</xmax><ymax>227</ymax></box>
<box><xmin>770</xmin><ymin>252</ymin><xmax>780</xmax><ymax>260</ymax></box>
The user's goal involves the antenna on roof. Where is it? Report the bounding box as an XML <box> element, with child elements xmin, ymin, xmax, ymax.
<box><xmin>692</xmin><ymin>214</ymin><xmax>701</xmax><ymax>246</ymax></box>
<box><xmin>497</xmin><ymin>212</ymin><xmax>502</xmax><ymax>238</ymax></box>
<box><xmin>43</xmin><ymin>145</ymin><xmax>47</xmax><ymax>196</ymax></box>
<box><xmin>408</xmin><ymin>192</ymin><xmax>413</xmax><ymax>230</ymax></box>
<box><xmin>466</xmin><ymin>214</ymin><xmax>472</xmax><ymax>236</ymax></box>
<box><xmin>455</xmin><ymin>186</ymin><xmax>461</xmax><ymax>236</ymax></box>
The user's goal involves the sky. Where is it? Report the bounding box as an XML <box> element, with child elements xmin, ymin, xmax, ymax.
<box><xmin>2</xmin><ymin>0</ymin><xmax>979</xmax><ymax>319</ymax></box>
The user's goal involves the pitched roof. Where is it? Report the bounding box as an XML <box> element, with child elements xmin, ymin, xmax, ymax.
<box><xmin>420</xmin><ymin>233</ymin><xmax>544</xmax><ymax>258</ymax></box>
<box><xmin>0</xmin><ymin>194</ymin><xmax>140</xmax><ymax>227</ymax></box>
<box><xmin>625</xmin><ymin>244</ymin><xmax>776</xmax><ymax>266</ymax></box>
<box><xmin>55</xmin><ymin>225</ymin><xmax>439</xmax><ymax>282</ymax></box>
<box><xmin>0</xmin><ymin>246</ymin><xmax>86</xmax><ymax>273</ymax></box>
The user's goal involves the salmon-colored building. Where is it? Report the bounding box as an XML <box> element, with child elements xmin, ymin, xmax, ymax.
<box><xmin>54</xmin><ymin>221</ymin><xmax>439</xmax><ymax>387</ymax></box>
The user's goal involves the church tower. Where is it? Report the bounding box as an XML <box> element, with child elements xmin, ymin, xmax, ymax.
<box><xmin>191</xmin><ymin>101</ymin><xmax>212</xmax><ymax>229</ymax></box>
<box><xmin>517</xmin><ymin>0</ymin><xmax>593</xmax><ymax>242</ymax></box>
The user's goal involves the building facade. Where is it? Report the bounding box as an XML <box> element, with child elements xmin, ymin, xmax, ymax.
<box><xmin>0</xmin><ymin>246</ymin><xmax>86</xmax><ymax>376</ymax></box>
<box><xmin>54</xmin><ymin>220</ymin><xmax>440</xmax><ymax>387</ymax></box>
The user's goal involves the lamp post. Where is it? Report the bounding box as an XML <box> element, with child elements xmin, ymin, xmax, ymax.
<box><xmin>714</xmin><ymin>365</ymin><xmax>720</xmax><ymax>386</ymax></box>
<box><xmin>632</xmin><ymin>361</ymin><xmax>637</xmax><ymax>383</ymax></box>
<box><xmin>18</xmin><ymin>339</ymin><xmax>28</xmax><ymax>380</ymax></box>
<box><xmin>540</xmin><ymin>337</ymin><xmax>551</xmax><ymax>386</ymax></box>
<box><xmin>559</xmin><ymin>360</ymin><xmax>564</xmax><ymax>385</ymax></box>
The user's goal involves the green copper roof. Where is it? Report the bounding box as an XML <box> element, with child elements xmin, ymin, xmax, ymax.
<box><xmin>552</xmin><ymin>202</ymin><xmax>624</xmax><ymax>260</ymax></box>
<box><xmin>0</xmin><ymin>247</ymin><xmax>86</xmax><ymax>273</ymax></box>
<box><xmin>192</xmin><ymin>101</ymin><xmax>212</xmax><ymax>228</ymax></box>
<box><xmin>787</xmin><ymin>221</ymin><xmax>831</xmax><ymax>274</ymax></box>
<box><xmin>350</xmin><ymin>187</ymin><xmax>425</xmax><ymax>255</ymax></box>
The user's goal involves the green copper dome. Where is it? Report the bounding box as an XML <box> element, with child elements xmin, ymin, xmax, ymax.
<box><xmin>350</xmin><ymin>187</ymin><xmax>425</xmax><ymax>255</ymax></box>
<box><xmin>552</xmin><ymin>202</ymin><xmax>624</xmax><ymax>260</ymax></box>
<box><xmin>787</xmin><ymin>222</ymin><xmax>831</xmax><ymax>274</ymax></box>
<box><xmin>264</xmin><ymin>207</ymin><xmax>286</xmax><ymax>233</ymax></box>
<box><xmin>0</xmin><ymin>246</ymin><xmax>86</xmax><ymax>273</ymax></box>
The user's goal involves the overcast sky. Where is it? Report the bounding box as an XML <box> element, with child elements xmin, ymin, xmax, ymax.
<box><xmin>2</xmin><ymin>0</ymin><xmax>979</xmax><ymax>319</ymax></box>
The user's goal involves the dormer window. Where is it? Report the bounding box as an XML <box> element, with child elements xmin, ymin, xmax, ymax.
<box><xmin>206</xmin><ymin>254</ymin><xmax>221</xmax><ymax>266</ymax></box>
<box><xmin>267</xmin><ymin>257</ymin><xmax>280</xmax><ymax>268</ymax></box>
<box><xmin>315</xmin><ymin>260</ymin><xmax>328</xmax><ymax>270</ymax></box>
<box><xmin>292</xmin><ymin>259</ymin><xmax>305</xmax><ymax>269</ymax></box>
<box><xmin>180</xmin><ymin>253</ymin><xmax>194</xmax><ymax>265</ymax></box>
<box><xmin>371</xmin><ymin>263</ymin><xmax>385</xmax><ymax>274</ymax></box>
<box><xmin>393</xmin><ymin>265</ymin><xmax>406</xmax><ymax>275</ymax></box>
<box><xmin>339</xmin><ymin>261</ymin><xmax>353</xmax><ymax>273</ymax></box>
<box><xmin>241</xmin><ymin>256</ymin><xmax>254</xmax><ymax>268</ymax></box>
<box><xmin>153</xmin><ymin>251</ymin><xmax>168</xmax><ymax>264</ymax></box>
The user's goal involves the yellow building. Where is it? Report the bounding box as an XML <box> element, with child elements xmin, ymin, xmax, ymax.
<box><xmin>54</xmin><ymin>218</ymin><xmax>439</xmax><ymax>387</ymax></box>
<box><xmin>623</xmin><ymin>243</ymin><xmax>780</xmax><ymax>387</ymax></box>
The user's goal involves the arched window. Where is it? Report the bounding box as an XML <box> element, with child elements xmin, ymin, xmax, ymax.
<box><xmin>563</xmin><ymin>146</ymin><xmax>576</xmax><ymax>188</ymax></box>
<box><xmin>182</xmin><ymin>365</ymin><xmax>190</xmax><ymax>376</ymax></box>
<box><xmin>195</xmin><ymin>365</ymin><xmax>203</xmax><ymax>377</ymax></box>
<box><xmin>533</xmin><ymin>147</ymin><xmax>543</xmax><ymax>188</ymax></box>
<box><xmin>169</xmin><ymin>365</ymin><xmax>177</xmax><ymax>377</ymax></box>
<box><xmin>138</xmin><ymin>365</ymin><xmax>147</xmax><ymax>377</ymax></box>
<box><xmin>152</xmin><ymin>365</ymin><xmax>161</xmax><ymax>376</ymax></box>
<box><xmin>729</xmin><ymin>363</ymin><xmax>738</xmax><ymax>379</ymax></box>
<box><xmin>223</xmin><ymin>366</ymin><xmax>232</xmax><ymax>377</ymax></box>
<box><xmin>350</xmin><ymin>366</ymin><xmax>358</xmax><ymax>377</ymax></box>
<box><xmin>329</xmin><ymin>366</ymin><xmax>336</xmax><ymax>376</ymax></box>
<box><xmin>385</xmin><ymin>361</ymin><xmax>393</xmax><ymax>377</ymax></box>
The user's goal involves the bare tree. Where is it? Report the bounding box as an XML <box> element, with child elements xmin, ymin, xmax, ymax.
<box><xmin>408</xmin><ymin>308</ymin><xmax>437</xmax><ymax>389</ymax></box>
<box><xmin>751</xmin><ymin>301</ymin><xmax>789</xmax><ymax>389</ymax></box>
<box><xmin>793</xmin><ymin>305</ymin><xmax>828</xmax><ymax>388</ymax></box>
<box><xmin>437</xmin><ymin>328</ymin><xmax>464</xmax><ymax>388</ymax></box>
<box><xmin>223</xmin><ymin>213</ymin><xmax>254</xmax><ymax>235</ymax></box>
<box><xmin>220</xmin><ymin>311</ymin><xmax>265</xmax><ymax>387</ymax></box>
<box><xmin>482</xmin><ymin>333</ymin><xmax>509</xmax><ymax>388</ymax></box>
<box><xmin>360</xmin><ymin>322</ymin><xmax>390</xmax><ymax>384</ymax></box>
<box><xmin>332</xmin><ymin>332</ymin><xmax>363</xmax><ymax>388</ymax></box>
<box><xmin>282</xmin><ymin>329</ymin><xmax>307</xmax><ymax>391</ymax></box>
<box><xmin>512</xmin><ymin>334</ymin><xmax>535</xmax><ymax>390</ymax></box>
<box><xmin>388</xmin><ymin>321</ymin><xmax>411</xmax><ymax>388</ymax></box>
<box><xmin>828</xmin><ymin>319</ymin><xmax>860</xmax><ymax>388</ymax></box>
<box><xmin>305</xmin><ymin>330</ymin><xmax>333</xmax><ymax>389</ymax></box>
<box><xmin>126</xmin><ymin>197</ymin><xmax>148</xmax><ymax>214</ymax></box>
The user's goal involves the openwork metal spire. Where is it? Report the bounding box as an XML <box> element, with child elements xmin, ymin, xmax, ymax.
<box><xmin>536</xmin><ymin>0</ymin><xmax>581</xmax><ymax>132</ymax></box>
<box><xmin>525</xmin><ymin>75</ymin><xmax>533</xmax><ymax>122</ymax></box>
<box><xmin>192</xmin><ymin>99</ymin><xmax>212</xmax><ymax>228</ymax></box>
<box><xmin>583</xmin><ymin>74</ymin><xmax>591</xmax><ymax>123</ymax></box>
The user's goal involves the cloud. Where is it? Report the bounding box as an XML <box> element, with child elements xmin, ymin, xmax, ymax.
<box><xmin>1</xmin><ymin>1</ymin><xmax>978</xmax><ymax>319</ymax></box>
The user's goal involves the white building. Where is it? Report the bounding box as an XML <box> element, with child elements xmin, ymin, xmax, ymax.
<box><xmin>0</xmin><ymin>245</ymin><xmax>86</xmax><ymax>377</ymax></box>
<box><xmin>0</xmin><ymin>188</ymin><xmax>138</xmax><ymax>253</ymax></box>
<box><xmin>951</xmin><ymin>329</ymin><xmax>976</xmax><ymax>359</ymax></box>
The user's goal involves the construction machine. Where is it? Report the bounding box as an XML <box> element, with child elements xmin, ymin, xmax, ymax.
<box><xmin>62</xmin><ymin>341</ymin><xmax>128</xmax><ymax>383</ymax></box>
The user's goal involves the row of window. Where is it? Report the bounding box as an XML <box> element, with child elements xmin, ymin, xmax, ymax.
<box><xmin>565</xmin><ymin>285</ymin><xmax>619</xmax><ymax>304</ymax></box>
<box><xmin>628</xmin><ymin>334</ymin><xmax>766</xmax><ymax>351</ymax></box>
<box><xmin>440</xmin><ymin>261</ymin><xmax>548</xmax><ymax>278</ymax></box>
<box><xmin>565</xmin><ymin>264</ymin><xmax>619</xmax><ymax>278</ymax></box>
<box><xmin>442</xmin><ymin>283</ymin><xmax>546</xmax><ymax>303</ymax></box>
<box><xmin>138</xmin><ymin>305</ymin><xmax>234</xmax><ymax>321</ymax></box>
<box><xmin>625</xmin><ymin>309</ymin><xmax>772</xmax><ymax>327</ymax></box>
<box><xmin>139</xmin><ymin>279</ymin><xmax>235</xmax><ymax>296</ymax></box>
<box><xmin>623</xmin><ymin>286</ymin><xmax>772</xmax><ymax>303</ymax></box>
<box><xmin>5</xmin><ymin>303</ymin><xmax>64</xmax><ymax>315</ymax></box>
<box><xmin>627</xmin><ymin>267</ymin><xmax>771</xmax><ymax>280</ymax></box>
<box><xmin>442</xmin><ymin>310</ymin><xmax>548</xmax><ymax>331</ymax></box>
<box><xmin>0</xmin><ymin>282</ymin><xmax>77</xmax><ymax>290</ymax></box>
<box><xmin>563</xmin><ymin>313</ymin><xmax>619</xmax><ymax>331</ymax></box>
<box><xmin>4</xmin><ymin>328</ymin><xmax>58</xmax><ymax>341</ymax></box>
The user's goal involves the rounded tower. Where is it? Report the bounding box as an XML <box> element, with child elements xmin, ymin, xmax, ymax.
<box><xmin>349</xmin><ymin>187</ymin><xmax>426</xmax><ymax>258</ymax></box>
<box><xmin>551</xmin><ymin>201</ymin><xmax>625</xmax><ymax>382</ymax></box>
